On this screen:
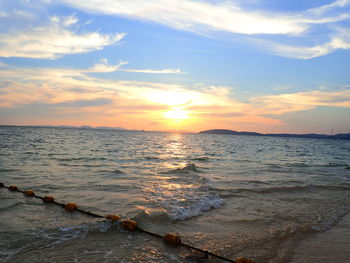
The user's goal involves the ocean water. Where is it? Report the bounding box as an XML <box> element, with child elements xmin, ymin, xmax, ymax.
<box><xmin>0</xmin><ymin>126</ymin><xmax>350</xmax><ymax>263</ymax></box>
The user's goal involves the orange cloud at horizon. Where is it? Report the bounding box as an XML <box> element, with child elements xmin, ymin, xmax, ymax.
<box><xmin>0</xmin><ymin>65</ymin><xmax>349</xmax><ymax>133</ymax></box>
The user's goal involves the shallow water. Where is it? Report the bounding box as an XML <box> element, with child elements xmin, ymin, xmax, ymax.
<box><xmin>1</xmin><ymin>126</ymin><xmax>350</xmax><ymax>262</ymax></box>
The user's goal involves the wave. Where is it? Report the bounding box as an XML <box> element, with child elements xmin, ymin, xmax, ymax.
<box><xmin>99</xmin><ymin>168</ymin><xmax>124</xmax><ymax>174</ymax></box>
<box><xmin>0</xmin><ymin>168</ymin><xmax>17</xmax><ymax>173</ymax></box>
<box><xmin>216</xmin><ymin>184</ymin><xmax>350</xmax><ymax>196</ymax></box>
<box><xmin>145</xmin><ymin>175</ymin><xmax>223</xmax><ymax>221</ymax></box>
<box><xmin>0</xmin><ymin>199</ymin><xmax>20</xmax><ymax>211</ymax></box>
<box><xmin>325</xmin><ymin>162</ymin><xmax>348</xmax><ymax>168</ymax></box>
<box><xmin>111</xmin><ymin>169</ymin><xmax>124</xmax><ymax>174</ymax></box>
<box><xmin>143</xmin><ymin>156</ymin><xmax>163</xmax><ymax>161</ymax></box>
<box><xmin>167</xmin><ymin>194</ymin><xmax>224</xmax><ymax>220</ymax></box>
<box><xmin>133</xmin><ymin>210</ymin><xmax>171</xmax><ymax>225</ymax></box>
<box><xmin>164</xmin><ymin>162</ymin><xmax>201</xmax><ymax>174</ymax></box>
<box><xmin>56</xmin><ymin>157</ymin><xmax>109</xmax><ymax>162</ymax></box>
<box><xmin>38</xmin><ymin>221</ymin><xmax>113</xmax><ymax>245</ymax></box>
<box><xmin>189</xmin><ymin>156</ymin><xmax>210</xmax><ymax>162</ymax></box>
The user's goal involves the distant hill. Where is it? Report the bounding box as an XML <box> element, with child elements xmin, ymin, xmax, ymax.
<box><xmin>199</xmin><ymin>129</ymin><xmax>350</xmax><ymax>140</ymax></box>
<box><xmin>199</xmin><ymin>129</ymin><xmax>263</xmax><ymax>136</ymax></box>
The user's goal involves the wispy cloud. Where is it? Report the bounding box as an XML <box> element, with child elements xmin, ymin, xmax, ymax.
<box><xmin>58</xmin><ymin>0</ymin><xmax>308</xmax><ymax>35</ymax></box>
<box><xmin>0</xmin><ymin>11</ymin><xmax>8</xmax><ymax>18</ymax></box>
<box><xmin>255</xmin><ymin>26</ymin><xmax>350</xmax><ymax>59</ymax></box>
<box><xmin>0</xmin><ymin>15</ymin><xmax>126</xmax><ymax>59</ymax></box>
<box><xmin>56</xmin><ymin>0</ymin><xmax>350</xmax><ymax>59</ymax></box>
<box><xmin>88</xmin><ymin>59</ymin><xmax>128</xmax><ymax>72</ymax></box>
<box><xmin>0</xmin><ymin>9</ymin><xmax>36</xmax><ymax>19</ymax></box>
<box><xmin>121</xmin><ymin>68</ymin><xmax>184</xmax><ymax>74</ymax></box>
<box><xmin>308</xmin><ymin>0</ymin><xmax>350</xmax><ymax>15</ymax></box>
<box><xmin>88</xmin><ymin>59</ymin><xmax>185</xmax><ymax>74</ymax></box>
<box><xmin>251</xmin><ymin>89</ymin><xmax>350</xmax><ymax>115</ymax></box>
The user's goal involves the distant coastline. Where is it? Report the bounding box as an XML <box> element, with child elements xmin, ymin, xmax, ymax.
<box><xmin>199</xmin><ymin>129</ymin><xmax>350</xmax><ymax>140</ymax></box>
<box><xmin>1</xmin><ymin>125</ymin><xmax>350</xmax><ymax>139</ymax></box>
<box><xmin>0</xmin><ymin>125</ymin><xmax>125</xmax><ymax>131</ymax></box>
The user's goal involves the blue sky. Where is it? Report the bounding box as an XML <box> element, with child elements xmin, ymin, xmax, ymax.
<box><xmin>0</xmin><ymin>0</ymin><xmax>349</xmax><ymax>133</ymax></box>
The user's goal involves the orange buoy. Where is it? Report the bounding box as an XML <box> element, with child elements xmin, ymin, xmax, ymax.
<box><xmin>43</xmin><ymin>196</ymin><xmax>55</xmax><ymax>203</ymax></box>
<box><xmin>8</xmin><ymin>185</ymin><xmax>18</xmax><ymax>191</ymax></box>
<box><xmin>164</xmin><ymin>233</ymin><xmax>181</xmax><ymax>245</ymax></box>
<box><xmin>106</xmin><ymin>214</ymin><xmax>120</xmax><ymax>222</ymax></box>
<box><xmin>0</xmin><ymin>182</ymin><xmax>4</xmax><ymax>187</ymax></box>
<box><xmin>121</xmin><ymin>219</ymin><xmax>138</xmax><ymax>231</ymax></box>
<box><xmin>24</xmin><ymin>190</ymin><xmax>35</xmax><ymax>196</ymax></box>
<box><xmin>65</xmin><ymin>203</ymin><xmax>78</xmax><ymax>211</ymax></box>
<box><xmin>237</xmin><ymin>257</ymin><xmax>247</xmax><ymax>263</ymax></box>
<box><xmin>236</xmin><ymin>257</ymin><xmax>255</xmax><ymax>263</ymax></box>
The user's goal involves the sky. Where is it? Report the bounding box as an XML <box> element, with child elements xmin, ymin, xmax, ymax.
<box><xmin>0</xmin><ymin>0</ymin><xmax>349</xmax><ymax>134</ymax></box>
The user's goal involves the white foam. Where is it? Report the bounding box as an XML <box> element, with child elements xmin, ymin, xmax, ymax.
<box><xmin>39</xmin><ymin>221</ymin><xmax>113</xmax><ymax>244</ymax></box>
<box><xmin>146</xmin><ymin>178</ymin><xmax>224</xmax><ymax>221</ymax></box>
<box><xmin>168</xmin><ymin>194</ymin><xmax>224</xmax><ymax>220</ymax></box>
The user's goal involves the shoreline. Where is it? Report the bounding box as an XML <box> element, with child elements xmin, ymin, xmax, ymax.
<box><xmin>289</xmin><ymin>212</ymin><xmax>350</xmax><ymax>262</ymax></box>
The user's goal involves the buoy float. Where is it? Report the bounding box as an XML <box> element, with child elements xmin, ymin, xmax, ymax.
<box><xmin>164</xmin><ymin>233</ymin><xmax>181</xmax><ymax>245</ymax></box>
<box><xmin>105</xmin><ymin>214</ymin><xmax>120</xmax><ymax>222</ymax></box>
<box><xmin>8</xmin><ymin>185</ymin><xmax>18</xmax><ymax>191</ymax></box>
<box><xmin>24</xmin><ymin>190</ymin><xmax>35</xmax><ymax>196</ymax></box>
<box><xmin>121</xmin><ymin>219</ymin><xmax>138</xmax><ymax>231</ymax></box>
<box><xmin>65</xmin><ymin>203</ymin><xmax>78</xmax><ymax>211</ymax></box>
<box><xmin>43</xmin><ymin>196</ymin><xmax>55</xmax><ymax>203</ymax></box>
<box><xmin>236</xmin><ymin>257</ymin><xmax>256</xmax><ymax>263</ymax></box>
<box><xmin>0</xmin><ymin>182</ymin><xmax>4</xmax><ymax>187</ymax></box>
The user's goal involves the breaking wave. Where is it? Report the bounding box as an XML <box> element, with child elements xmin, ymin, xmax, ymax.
<box><xmin>164</xmin><ymin>162</ymin><xmax>201</xmax><ymax>174</ymax></box>
<box><xmin>167</xmin><ymin>193</ymin><xmax>224</xmax><ymax>220</ymax></box>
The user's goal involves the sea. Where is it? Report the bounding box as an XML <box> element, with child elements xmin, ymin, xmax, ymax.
<box><xmin>0</xmin><ymin>126</ymin><xmax>350</xmax><ymax>263</ymax></box>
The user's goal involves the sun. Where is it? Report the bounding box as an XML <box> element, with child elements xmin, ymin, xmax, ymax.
<box><xmin>164</xmin><ymin>107</ymin><xmax>189</xmax><ymax>120</ymax></box>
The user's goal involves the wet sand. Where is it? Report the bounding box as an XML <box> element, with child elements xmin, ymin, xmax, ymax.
<box><xmin>290</xmin><ymin>212</ymin><xmax>350</xmax><ymax>262</ymax></box>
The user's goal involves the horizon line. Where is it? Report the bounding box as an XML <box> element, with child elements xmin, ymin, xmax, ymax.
<box><xmin>1</xmin><ymin>124</ymin><xmax>349</xmax><ymax>136</ymax></box>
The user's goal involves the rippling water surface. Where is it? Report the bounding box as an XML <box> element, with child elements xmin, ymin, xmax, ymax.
<box><xmin>1</xmin><ymin>126</ymin><xmax>350</xmax><ymax>262</ymax></box>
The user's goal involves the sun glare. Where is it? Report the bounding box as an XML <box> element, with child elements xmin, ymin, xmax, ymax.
<box><xmin>147</xmin><ymin>90</ymin><xmax>193</xmax><ymax>106</ymax></box>
<box><xmin>164</xmin><ymin>108</ymin><xmax>189</xmax><ymax>120</ymax></box>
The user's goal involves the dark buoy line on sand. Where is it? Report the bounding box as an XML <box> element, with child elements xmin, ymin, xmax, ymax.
<box><xmin>0</xmin><ymin>182</ymin><xmax>256</xmax><ymax>263</ymax></box>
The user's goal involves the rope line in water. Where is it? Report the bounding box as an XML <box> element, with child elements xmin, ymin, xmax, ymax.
<box><xmin>0</xmin><ymin>183</ymin><xmax>256</xmax><ymax>263</ymax></box>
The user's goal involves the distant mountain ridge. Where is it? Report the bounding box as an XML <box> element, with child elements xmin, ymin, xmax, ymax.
<box><xmin>199</xmin><ymin>129</ymin><xmax>350</xmax><ymax>140</ymax></box>
<box><xmin>0</xmin><ymin>125</ymin><xmax>125</xmax><ymax>131</ymax></box>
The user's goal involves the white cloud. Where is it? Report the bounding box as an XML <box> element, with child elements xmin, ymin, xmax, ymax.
<box><xmin>122</xmin><ymin>68</ymin><xmax>184</xmax><ymax>74</ymax></box>
<box><xmin>251</xmin><ymin>89</ymin><xmax>350</xmax><ymax>115</ymax></box>
<box><xmin>49</xmin><ymin>14</ymin><xmax>78</xmax><ymax>26</ymax></box>
<box><xmin>257</xmin><ymin>27</ymin><xmax>350</xmax><ymax>59</ymax></box>
<box><xmin>0</xmin><ymin>11</ymin><xmax>9</xmax><ymax>18</ymax></box>
<box><xmin>88</xmin><ymin>59</ymin><xmax>185</xmax><ymax>74</ymax></box>
<box><xmin>58</xmin><ymin>0</ymin><xmax>350</xmax><ymax>35</ymax></box>
<box><xmin>62</xmin><ymin>14</ymin><xmax>79</xmax><ymax>26</ymax></box>
<box><xmin>89</xmin><ymin>59</ymin><xmax>128</xmax><ymax>72</ymax></box>
<box><xmin>13</xmin><ymin>9</ymin><xmax>37</xmax><ymax>19</ymax></box>
<box><xmin>0</xmin><ymin>15</ymin><xmax>126</xmax><ymax>59</ymax></box>
<box><xmin>0</xmin><ymin>8</ymin><xmax>37</xmax><ymax>20</ymax></box>
<box><xmin>56</xmin><ymin>0</ymin><xmax>350</xmax><ymax>59</ymax></box>
<box><xmin>308</xmin><ymin>0</ymin><xmax>350</xmax><ymax>15</ymax></box>
<box><xmin>59</xmin><ymin>0</ymin><xmax>310</xmax><ymax>35</ymax></box>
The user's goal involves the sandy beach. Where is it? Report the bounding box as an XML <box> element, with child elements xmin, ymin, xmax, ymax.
<box><xmin>290</xmin><ymin>212</ymin><xmax>350</xmax><ymax>262</ymax></box>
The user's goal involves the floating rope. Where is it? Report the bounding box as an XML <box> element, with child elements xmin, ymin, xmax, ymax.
<box><xmin>0</xmin><ymin>183</ymin><xmax>256</xmax><ymax>263</ymax></box>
